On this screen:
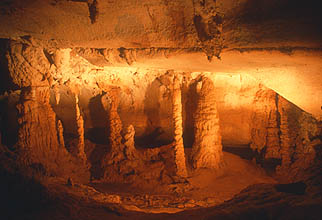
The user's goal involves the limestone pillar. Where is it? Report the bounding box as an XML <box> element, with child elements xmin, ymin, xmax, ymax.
<box><xmin>75</xmin><ymin>95</ymin><xmax>86</xmax><ymax>161</ymax></box>
<box><xmin>123</xmin><ymin>124</ymin><xmax>137</xmax><ymax>159</ymax></box>
<box><xmin>172</xmin><ymin>76</ymin><xmax>188</xmax><ymax>177</ymax></box>
<box><xmin>16</xmin><ymin>87</ymin><xmax>60</xmax><ymax>165</ymax></box>
<box><xmin>57</xmin><ymin>119</ymin><xmax>65</xmax><ymax>149</ymax></box>
<box><xmin>101</xmin><ymin>89</ymin><xmax>123</xmax><ymax>154</ymax></box>
<box><xmin>191</xmin><ymin>76</ymin><xmax>223</xmax><ymax>170</ymax></box>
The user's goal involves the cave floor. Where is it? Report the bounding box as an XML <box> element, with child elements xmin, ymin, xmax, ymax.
<box><xmin>78</xmin><ymin>151</ymin><xmax>277</xmax><ymax>213</ymax></box>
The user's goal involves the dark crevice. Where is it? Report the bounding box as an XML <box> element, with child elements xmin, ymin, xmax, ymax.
<box><xmin>43</xmin><ymin>49</ymin><xmax>55</xmax><ymax>66</ymax></box>
<box><xmin>193</xmin><ymin>15</ymin><xmax>212</xmax><ymax>42</ymax></box>
<box><xmin>275</xmin><ymin>181</ymin><xmax>307</xmax><ymax>195</ymax></box>
<box><xmin>88</xmin><ymin>0</ymin><xmax>98</xmax><ymax>24</ymax></box>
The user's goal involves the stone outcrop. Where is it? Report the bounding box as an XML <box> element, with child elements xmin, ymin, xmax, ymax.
<box><xmin>16</xmin><ymin>87</ymin><xmax>60</xmax><ymax>167</ymax></box>
<box><xmin>191</xmin><ymin>76</ymin><xmax>223</xmax><ymax>170</ymax></box>
<box><xmin>251</xmin><ymin>89</ymin><xmax>281</xmax><ymax>158</ymax></box>
<box><xmin>5</xmin><ymin>41</ymin><xmax>90</xmax><ymax>182</ymax></box>
<box><xmin>251</xmin><ymin>88</ymin><xmax>321</xmax><ymax>182</ymax></box>
<box><xmin>172</xmin><ymin>75</ymin><xmax>188</xmax><ymax>177</ymax></box>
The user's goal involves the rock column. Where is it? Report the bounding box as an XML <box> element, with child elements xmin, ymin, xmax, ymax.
<box><xmin>57</xmin><ymin>119</ymin><xmax>65</xmax><ymax>149</ymax></box>
<box><xmin>101</xmin><ymin>89</ymin><xmax>123</xmax><ymax>155</ymax></box>
<box><xmin>172</xmin><ymin>76</ymin><xmax>188</xmax><ymax>177</ymax></box>
<box><xmin>191</xmin><ymin>76</ymin><xmax>223</xmax><ymax>170</ymax></box>
<box><xmin>123</xmin><ymin>124</ymin><xmax>137</xmax><ymax>159</ymax></box>
<box><xmin>75</xmin><ymin>95</ymin><xmax>86</xmax><ymax>161</ymax></box>
<box><xmin>16</xmin><ymin>87</ymin><xmax>60</xmax><ymax>166</ymax></box>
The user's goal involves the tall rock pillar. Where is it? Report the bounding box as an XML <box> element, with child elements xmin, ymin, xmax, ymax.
<box><xmin>172</xmin><ymin>75</ymin><xmax>188</xmax><ymax>177</ymax></box>
<box><xmin>101</xmin><ymin>88</ymin><xmax>123</xmax><ymax>161</ymax></box>
<box><xmin>191</xmin><ymin>76</ymin><xmax>223</xmax><ymax>170</ymax></box>
<box><xmin>75</xmin><ymin>95</ymin><xmax>86</xmax><ymax>161</ymax></box>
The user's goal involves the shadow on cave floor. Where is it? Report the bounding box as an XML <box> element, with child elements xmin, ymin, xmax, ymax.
<box><xmin>134</xmin><ymin>127</ymin><xmax>172</xmax><ymax>149</ymax></box>
<box><xmin>223</xmin><ymin>145</ymin><xmax>255</xmax><ymax>160</ymax></box>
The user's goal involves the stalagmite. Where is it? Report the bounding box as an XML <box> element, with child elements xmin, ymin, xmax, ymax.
<box><xmin>16</xmin><ymin>87</ymin><xmax>61</xmax><ymax>166</ymax></box>
<box><xmin>123</xmin><ymin>124</ymin><xmax>137</xmax><ymax>159</ymax></box>
<box><xmin>191</xmin><ymin>76</ymin><xmax>223</xmax><ymax>170</ymax></box>
<box><xmin>250</xmin><ymin>90</ymin><xmax>281</xmax><ymax>158</ymax></box>
<box><xmin>101</xmin><ymin>88</ymin><xmax>123</xmax><ymax>156</ymax></box>
<box><xmin>172</xmin><ymin>75</ymin><xmax>188</xmax><ymax>177</ymax></box>
<box><xmin>75</xmin><ymin>94</ymin><xmax>86</xmax><ymax>161</ymax></box>
<box><xmin>57</xmin><ymin>120</ymin><xmax>65</xmax><ymax>149</ymax></box>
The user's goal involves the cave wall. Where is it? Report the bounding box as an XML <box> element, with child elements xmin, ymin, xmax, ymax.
<box><xmin>0</xmin><ymin>33</ymin><xmax>320</xmax><ymax>183</ymax></box>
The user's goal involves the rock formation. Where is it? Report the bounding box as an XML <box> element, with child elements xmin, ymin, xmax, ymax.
<box><xmin>53</xmin><ymin>86</ymin><xmax>60</xmax><ymax>105</ymax></box>
<box><xmin>101</xmin><ymin>88</ymin><xmax>125</xmax><ymax>181</ymax></box>
<box><xmin>191</xmin><ymin>76</ymin><xmax>223</xmax><ymax>170</ymax></box>
<box><xmin>172</xmin><ymin>75</ymin><xmax>188</xmax><ymax>177</ymax></box>
<box><xmin>5</xmin><ymin>41</ymin><xmax>90</xmax><ymax>182</ymax></box>
<box><xmin>75</xmin><ymin>94</ymin><xmax>86</xmax><ymax>161</ymax></box>
<box><xmin>57</xmin><ymin>120</ymin><xmax>65</xmax><ymax>149</ymax></box>
<box><xmin>16</xmin><ymin>87</ymin><xmax>60</xmax><ymax>167</ymax></box>
<box><xmin>123</xmin><ymin>124</ymin><xmax>137</xmax><ymax>160</ymax></box>
<box><xmin>101</xmin><ymin>88</ymin><xmax>123</xmax><ymax>155</ymax></box>
<box><xmin>251</xmin><ymin>89</ymin><xmax>281</xmax><ymax>159</ymax></box>
<box><xmin>251</xmin><ymin>88</ymin><xmax>321</xmax><ymax>182</ymax></box>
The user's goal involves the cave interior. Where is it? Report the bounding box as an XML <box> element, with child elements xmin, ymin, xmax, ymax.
<box><xmin>0</xmin><ymin>0</ymin><xmax>322</xmax><ymax>219</ymax></box>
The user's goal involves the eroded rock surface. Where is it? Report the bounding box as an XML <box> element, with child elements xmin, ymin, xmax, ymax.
<box><xmin>251</xmin><ymin>88</ymin><xmax>321</xmax><ymax>182</ymax></box>
<box><xmin>172</xmin><ymin>75</ymin><xmax>188</xmax><ymax>177</ymax></box>
<box><xmin>191</xmin><ymin>76</ymin><xmax>223</xmax><ymax>170</ymax></box>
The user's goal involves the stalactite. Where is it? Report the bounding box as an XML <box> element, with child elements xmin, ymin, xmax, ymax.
<box><xmin>75</xmin><ymin>94</ymin><xmax>86</xmax><ymax>161</ymax></box>
<box><xmin>191</xmin><ymin>76</ymin><xmax>223</xmax><ymax>170</ymax></box>
<box><xmin>54</xmin><ymin>85</ymin><xmax>60</xmax><ymax>105</ymax></box>
<box><xmin>172</xmin><ymin>75</ymin><xmax>188</xmax><ymax>177</ymax></box>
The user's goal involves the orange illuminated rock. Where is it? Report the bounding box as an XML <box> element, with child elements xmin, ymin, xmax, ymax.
<box><xmin>75</xmin><ymin>94</ymin><xmax>86</xmax><ymax>161</ymax></box>
<box><xmin>57</xmin><ymin>119</ymin><xmax>65</xmax><ymax>149</ymax></box>
<box><xmin>17</xmin><ymin>87</ymin><xmax>60</xmax><ymax>165</ymax></box>
<box><xmin>123</xmin><ymin>124</ymin><xmax>137</xmax><ymax>160</ymax></box>
<box><xmin>250</xmin><ymin>87</ymin><xmax>320</xmax><ymax>182</ymax></box>
<box><xmin>172</xmin><ymin>75</ymin><xmax>188</xmax><ymax>177</ymax></box>
<box><xmin>191</xmin><ymin>76</ymin><xmax>223</xmax><ymax>170</ymax></box>
<box><xmin>101</xmin><ymin>88</ymin><xmax>123</xmax><ymax>155</ymax></box>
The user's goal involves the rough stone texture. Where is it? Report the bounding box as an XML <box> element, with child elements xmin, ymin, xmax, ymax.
<box><xmin>172</xmin><ymin>75</ymin><xmax>188</xmax><ymax>177</ymax></box>
<box><xmin>16</xmin><ymin>87</ymin><xmax>59</xmax><ymax>166</ymax></box>
<box><xmin>192</xmin><ymin>0</ymin><xmax>224</xmax><ymax>60</ymax></box>
<box><xmin>191</xmin><ymin>76</ymin><xmax>223</xmax><ymax>170</ymax></box>
<box><xmin>75</xmin><ymin>94</ymin><xmax>86</xmax><ymax>161</ymax></box>
<box><xmin>123</xmin><ymin>124</ymin><xmax>137</xmax><ymax>160</ymax></box>
<box><xmin>5</xmin><ymin>41</ymin><xmax>90</xmax><ymax>182</ymax></box>
<box><xmin>57</xmin><ymin>119</ymin><xmax>65</xmax><ymax>149</ymax></box>
<box><xmin>100</xmin><ymin>88</ymin><xmax>127</xmax><ymax>181</ymax></box>
<box><xmin>251</xmin><ymin>88</ymin><xmax>281</xmax><ymax>158</ymax></box>
<box><xmin>1</xmin><ymin>0</ymin><xmax>321</xmax><ymax>49</ymax></box>
<box><xmin>95</xmin><ymin>88</ymin><xmax>180</xmax><ymax>186</ymax></box>
<box><xmin>16</xmin><ymin>86</ymin><xmax>89</xmax><ymax>182</ymax></box>
<box><xmin>250</xmin><ymin>87</ymin><xmax>321</xmax><ymax>182</ymax></box>
<box><xmin>6</xmin><ymin>41</ymin><xmax>51</xmax><ymax>88</ymax></box>
<box><xmin>101</xmin><ymin>88</ymin><xmax>123</xmax><ymax>155</ymax></box>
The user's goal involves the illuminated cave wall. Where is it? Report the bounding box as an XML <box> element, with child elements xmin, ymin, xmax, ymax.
<box><xmin>1</xmin><ymin>41</ymin><xmax>320</xmax><ymax>184</ymax></box>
